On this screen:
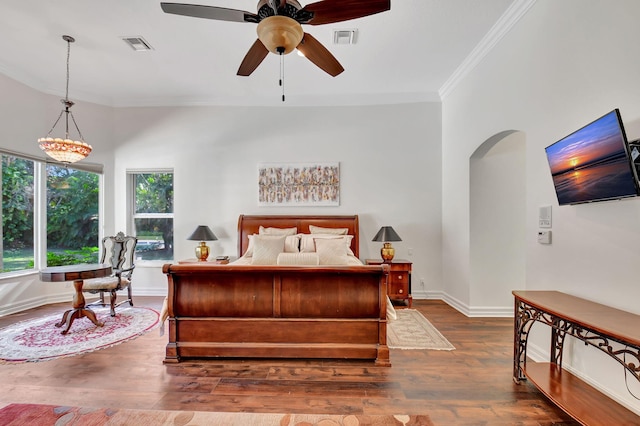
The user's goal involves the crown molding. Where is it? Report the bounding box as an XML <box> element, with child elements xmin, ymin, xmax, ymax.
<box><xmin>438</xmin><ymin>0</ymin><xmax>537</xmax><ymax>100</ymax></box>
<box><xmin>111</xmin><ymin>91</ymin><xmax>441</xmax><ymax>108</ymax></box>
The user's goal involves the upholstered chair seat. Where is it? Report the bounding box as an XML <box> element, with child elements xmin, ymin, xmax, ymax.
<box><xmin>83</xmin><ymin>276</ymin><xmax>131</xmax><ymax>291</ymax></box>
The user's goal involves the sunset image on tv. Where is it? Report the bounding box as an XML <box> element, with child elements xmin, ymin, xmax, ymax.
<box><xmin>545</xmin><ymin>110</ymin><xmax>639</xmax><ymax>205</ymax></box>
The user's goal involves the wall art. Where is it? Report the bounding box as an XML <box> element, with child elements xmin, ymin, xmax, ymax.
<box><xmin>258</xmin><ymin>162</ymin><xmax>340</xmax><ymax>206</ymax></box>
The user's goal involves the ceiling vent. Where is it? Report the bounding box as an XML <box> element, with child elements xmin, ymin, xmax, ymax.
<box><xmin>122</xmin><ymin>36</ymin><xmax>153</xmax><ymax>51</ymax></box>
<box><xmin>333</xmin><ymin>29</ymin><xmax>357</xmax><ymax>45</ymax></box>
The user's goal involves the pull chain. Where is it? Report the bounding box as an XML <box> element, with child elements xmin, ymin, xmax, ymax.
<box><xmin>278</xmin><ymin>47</ymin><xmax>285</xmax><ymax>102</ymax></box>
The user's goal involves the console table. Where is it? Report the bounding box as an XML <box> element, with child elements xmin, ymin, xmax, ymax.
<box><xmin>513</xmin><ymin>290</ymin><xmax>640</xmax><ymax>425</ymax></box>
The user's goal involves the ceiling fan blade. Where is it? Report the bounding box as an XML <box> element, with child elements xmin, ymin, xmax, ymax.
<box><xmin>160</xmin><ymin>3</ymin><xmax>259</xmax><ymax>23</ymax></box>
<box><xmin>237</xmin><ymin>39</ymin><xmax>270</xmax><ymax>76</ymax></box>
<box><xmin>298</xmin><ymin>0</ymin><xmax>390</xmax><ymax>25</ymax></box>
<box><xmin>296</xmin><ymin>33</ymin><xmax>344</xmax><ymax>77</ymax></box>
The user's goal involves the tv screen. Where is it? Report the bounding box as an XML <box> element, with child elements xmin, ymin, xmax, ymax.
<box><xmin>545</xmin><ymin>109</ymin><xmax>640</xmax><ymax>205</ymax></box>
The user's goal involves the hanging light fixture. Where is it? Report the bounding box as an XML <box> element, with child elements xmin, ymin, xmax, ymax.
<box><xmin>38</xmin><ymin>35</ymin><xmax>92</xmax><ymax>164</ymax></box>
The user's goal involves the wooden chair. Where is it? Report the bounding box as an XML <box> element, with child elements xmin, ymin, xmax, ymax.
<box><xmin>83</xmin><ymin>232</ymin><xmax>137</xmax><ymax>316</ymax></box>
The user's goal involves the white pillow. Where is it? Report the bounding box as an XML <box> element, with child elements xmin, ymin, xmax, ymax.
<box><xmin>250</xmin><ymin>235</ymin><xmax>286</xmax><ymax>265</ymax></box>
<box><xmin>276</xmin><ymin>252</ymin><xmax>320</xmax><ymax>265</ymax></box>
<box><xmin>299</xmin><ymin>234</ymin><xmax>336</xmax><ymax>252</ymax></box>
<box><xmin>259</xmin><ymin>226</ymin><xmax>297</xmax><ymax>236</ymax></box>
<box><xmin>308</xmin><ymin>225</ymin><xmax>348</xmax><ymax>235</ymax></box>
<box><xmin>246</xmin><ymin>234</ymin><xmax>299</xmax><ymax>256</ymax></box>
<box><xmin>315</xmin><ymin>238</ymin><xmax>351</xmax><ymax>265</ymax></box>
<box><xmin>300</xmin><ymin>234</ymin><xmax>354</xmax><ymax>255</ymax></box>
<box><xmin>284</xmin><ymin>234</ymin><xmax>300</xmax><ymax>253</ymax></box>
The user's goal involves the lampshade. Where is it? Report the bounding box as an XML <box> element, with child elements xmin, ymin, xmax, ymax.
<box><xmin>38</xmin><ymin>35</ymin><xmax>92</xmax><ymax>164</ymax></box>
<box><xmin>38</xmin><ymin>136</ymin><xmax>92</xmax><ymax>164</ymax></box>
<box><xmin>188</xmin><ymin>226</ymin><xmax>218</xmax><ymax>241</ymax></box>
<box><xmin>372</xmin><ymin>226</ymin><xmax>402</xmax><ymax>242</ymax></box>
<box><xmin>256</xmin><ymin>16</ymin><xmax>304</xmax><ymax>55</ymax></box>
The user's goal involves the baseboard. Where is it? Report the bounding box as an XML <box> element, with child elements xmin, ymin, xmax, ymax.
<box><xmin>130</xmin><ymin>287</ymin><xmax>167</xmax><ymax>297</ymax></box>
<box><xmin>0</xmin><ymin>293</ymin><xmax>71</xmax><ymax>318</ymax></box>
<box><xmin>413</xmin><ymin>291</ymin><xmax>512</xmax><ymax>318</ymax></box>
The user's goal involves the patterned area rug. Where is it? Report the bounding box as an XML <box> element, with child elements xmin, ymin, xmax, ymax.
<box><xmin>387</xmin><ymin>309</ymin><xmax>455</xmax><ymax>350</ymax></box>
<box><xmin>0</xmin><ymin>403</ymin><xmax>434</xmax><ymax>426</ymax></box>
<box><xmin>0</xmin><ymin>306</ymin><xmax>159</xmax><ymax>363</ymax></box>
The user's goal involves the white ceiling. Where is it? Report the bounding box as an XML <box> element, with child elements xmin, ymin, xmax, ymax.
<box><xmin>0</xmin><ymin>0</ymin><xmax>518</xmax><ymax>107</ymax></box>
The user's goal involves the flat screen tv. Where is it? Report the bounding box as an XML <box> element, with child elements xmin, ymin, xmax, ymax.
<box><xmin>545</xmin><ymin>109</ymin><xmax>640</xmax><ymax>205</ymax></box>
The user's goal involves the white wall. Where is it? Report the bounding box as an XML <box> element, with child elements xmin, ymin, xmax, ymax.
<box><xmin>0</xmin><ymin>74</ymin><xmax>114</xmax><ymax>166</ymax></box>
<box><xmin>110</xmin><ymin>102</ymin><xmax>443</xmax><ymax>297</ymax></box>
<box><xmin>1</xmin><ymin>77</ymin><xmax>442</xmax><ymax>313</ymax></box>
<box><xmin>0</xmin><ymin>74</ymin><xmax>115</xmax><ymax>315</ymax></box>
<box><xmin>1</xmin><ymin>77</ymin><xmax>443</xmax><ymax>310</ymax></box>
<box><xmin>442</xmin><ymin>0</ymin><xmax>640</xmax><ymax>413</ymax></box>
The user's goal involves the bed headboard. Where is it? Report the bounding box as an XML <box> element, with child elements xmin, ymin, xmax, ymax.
<box><xmin>237</xmin><ymin>215</ymin><xmax>360</xmax><ymax>258</ymax></box>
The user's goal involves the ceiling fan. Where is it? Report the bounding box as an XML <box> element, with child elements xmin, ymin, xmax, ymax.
<box><xmin>160</xmin><ymin>0</ymin><xmax>391</xmax><ymax>77</ymax></box>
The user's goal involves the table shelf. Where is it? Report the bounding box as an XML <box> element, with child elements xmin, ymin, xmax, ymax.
<box><xmin>513</xmin><ymin>290</ymin><xmax>640</xmax><ymax>425</ymax></box>
<box><xmin>525</xmin><ymin>362</ymin><xmax>639</xmax><ymax>425</ymax></box>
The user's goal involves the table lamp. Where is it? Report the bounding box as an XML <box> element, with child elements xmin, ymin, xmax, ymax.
<box><xmin>187</xmin><ymin>225</ymin><xmax>218</xmax><ymax>261</ymax></box>
<box><xmin>372</xmin><ymin>226</ymin><xmax>402</xmax><ymax>262</ymax></box>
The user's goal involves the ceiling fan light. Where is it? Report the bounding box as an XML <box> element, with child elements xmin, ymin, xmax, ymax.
<box><xmin>257</xmin><ymin>16</ymin><xmax>303</xmax><ymax>54</ymax></box>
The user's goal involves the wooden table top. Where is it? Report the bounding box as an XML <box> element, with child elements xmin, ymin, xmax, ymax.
<box><xmin>40</xmin><ymin>263</ymin><xmax>112</xmax><ymax>282</ymax></box>
<box><xmin>513</xmin><ymin>290</ymin><xmax>640</xmax><ymax>348</ymax></box>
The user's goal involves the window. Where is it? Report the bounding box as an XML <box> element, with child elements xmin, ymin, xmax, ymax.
<box><xmin>1</xmin><ymin>155</ymin><xmax>34</xmax><ymax>272</ymax></box>
<box><xmin>46</xmin><ymin>165</ymin><xmax>100</xmax><ymax>266</ymax></box>
<box><xmin>1</xmin><ymin>152</ymin><xmax>101</xmax><ymax>273</ymax></box>
<box><xmin>130</xmin><ymin>171</ymin><xmax>174</xmax><ymax>261</ymax></box>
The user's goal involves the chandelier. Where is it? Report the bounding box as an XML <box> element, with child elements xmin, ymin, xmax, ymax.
<box><xmin>38</xmin><ymin>35</ymin><xmax>92</xmax><ymax>164</ymax></box>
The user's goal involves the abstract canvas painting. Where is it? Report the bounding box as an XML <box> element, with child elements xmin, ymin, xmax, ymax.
<box><xmin>258</xmin><ymin>163</ymin><xmax>340</xmax><ymax>206</ymax></box>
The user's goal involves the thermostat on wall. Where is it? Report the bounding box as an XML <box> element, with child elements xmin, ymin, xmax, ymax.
<box><xmin>538</xmin><ymin>230</ymin><xmax>552</xmax><ymax>244</ymax></box>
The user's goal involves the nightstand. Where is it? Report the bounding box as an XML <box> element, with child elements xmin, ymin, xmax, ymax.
<box><xmin>366</xmin><ymin>259</ymin><xmax>412</xmax><ymax>307</ymax></box>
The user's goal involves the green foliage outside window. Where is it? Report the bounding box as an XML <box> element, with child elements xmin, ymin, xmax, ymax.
<box><xmin>135</xmin><ymin>173</ymin><xmax>174</xmax><ymax>214</ymax></box>
<box><xmin>2</xmin><ymin>156</ymin><xmax>34</xmax><ymax>251</ymax></box>
<box><xmin>134</xmin><ymin>172</ymin><xmax>174</xmax><ymax>260</ymax></box>
<box><xmin>47</xmin><ymin>165</ymin><xmax>99</xmax><ymax>249</ymax></box>
<box><xmin>1</xmin><ymin>155</ymin><xmax>100</xmax><ymax>272</ymax></box>
<box><xmin>27</xmin><ymin>247</ymin><xmax>100</xmax><ymax>268</ymax></box>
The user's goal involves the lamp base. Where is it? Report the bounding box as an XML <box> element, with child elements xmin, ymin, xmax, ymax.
<box><xmin>380</xmin><ymin>243</ymin><xmax>395</xmax><ymax>262</ymax></box>
<box><xmin>195</xmin><ymin>242</ymin><xmax>210</xmax><ymax>262</ymax></box>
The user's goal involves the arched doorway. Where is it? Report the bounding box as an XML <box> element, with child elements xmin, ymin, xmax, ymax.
<box><xmin>469</xmin><ymin>130</ymin><xmax>526</xmax><ymax>312</ymax></box>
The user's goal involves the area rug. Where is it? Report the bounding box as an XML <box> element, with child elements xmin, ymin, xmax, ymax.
<box><xmin>0</xmin><ymin>306</ymin><xmax>159</xmax><ymax>363</ymax></box>
<box><xmin>0</xmin><ymin>403</ymin><xmax>433</xmax><ymax>426</ymax></box>
<box><xmin>387</xmin><ymin>309</ymin><xmax>455</xmax><ymax>350</ymax></box>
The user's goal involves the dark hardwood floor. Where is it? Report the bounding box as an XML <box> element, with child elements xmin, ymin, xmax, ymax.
<box><xmin>0</xmin><ymin>297</ymin><xmax>577</xmax><ymax>425</ymax></box>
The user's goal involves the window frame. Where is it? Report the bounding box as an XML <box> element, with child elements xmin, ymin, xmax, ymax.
<box><xmin>127</xmin><ymin>169</ymin><xmax>175</xmax><ymax>265</ymax></box>
<box><xmin>1</xmin><ymin>148</ymin><xmax>103</xmax><ymax>277</ymax></box>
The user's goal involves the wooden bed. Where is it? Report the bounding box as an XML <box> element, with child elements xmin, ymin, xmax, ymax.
<box><xmin>162</xmin><ymin>215</ymin><xmax>390</xmax><ymax>365</ymax></box>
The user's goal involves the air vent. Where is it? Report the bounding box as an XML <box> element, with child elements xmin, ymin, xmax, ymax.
<box><xmin>122</xmin><ymin>36</ymin><xmax>153</xmax><ymax>51</ymax></box>
<box><xmin>333</xmin><ymin>29</ymin><xmax>358</xmax><ymax>45</ymax></box>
